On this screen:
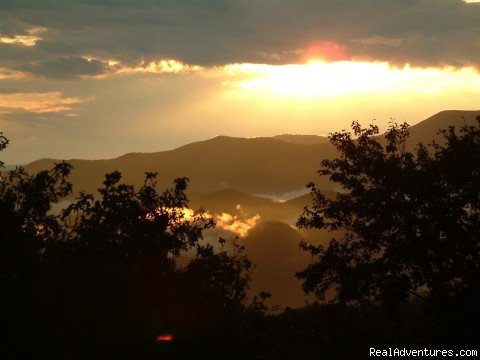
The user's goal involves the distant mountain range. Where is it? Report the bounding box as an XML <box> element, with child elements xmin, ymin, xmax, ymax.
<box><xmin>25</xmin><ymin>134</ymin><xmax>339</xmax><ymax>197</ymax></box>
<box><xmin>13</xmin><ymin>109</ymin><xmax>480</xmax><ymax>308</ymax></box>
<box><xmin>22</xmin><ymin>110</ymin><xmax>480</xmax><ymax>198</ymax></box>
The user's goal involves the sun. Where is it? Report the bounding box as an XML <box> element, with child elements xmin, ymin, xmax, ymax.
<box><xmin>224</xmin><ymin>61</ymin><xmax>401</xmax><ymax>97</ymax></box>
<box><xmin>223</xmin><ymin>61</ymin><xmax>480</xmax><ymax>99</ymax></box>
<box><xmin>236</xmin><ymin>61</ymin><xmax>396</xmax><ymax>97</ymax></box>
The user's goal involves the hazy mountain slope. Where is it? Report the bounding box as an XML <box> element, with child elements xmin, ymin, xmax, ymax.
<box><xmin>189</xmin><ymin>189</ymin><xmax>321</xmax><ymax>223</ymax></box>
<box><xmin>240</xmin><ymin>221</ymin><xmax>313</xmax><ymax>308</ymax></box>
<box><xmin>239</xmin><ymin>220</ymin><xmax>343</xmax><ymax>308</ymax></box>
<box><xmin>273</xmin><ymin>134</ymin><xmax>330</xmax><ymax>145</ymax></box>
<box><xmin>404</xmin><ymin>110</ymin><xmax>480</xmax><ymax>150</ymax></box>
<box><xmin>14</xmin><ymin>110</ymin><xmax>479</xmax><ymax>311</ymax></box>
<box><xmin>22</xmin><ymin>110</ymin><xmax>480</xmax><ymax>198</ymax></box>
<box><xmin>25</xmin><ymin>136</ymin><xmax>337</xmax><ymax>197</ymax></box>
<box><xmin>189</xmin><ymin>189</ymin><xmax>274</xmax><ymax>213</ymax></box>
<box><xmin>2</xmin><ymin>165</ymin><xmax>22</xmax><ymax>171</ymax></box>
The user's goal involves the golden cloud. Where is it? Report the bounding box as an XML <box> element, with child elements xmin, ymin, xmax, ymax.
<box><xmin>148</xmin><ymin>205</ymin><xmax>260</xmax><ymax>238</ymax></box>
<box><xmin>0</xmin><ymin>67</ymin><xmax>27</xmax><ymax>80</ymax></box>
<box><xmin>215</xmin><ymin>205</ymin><xmax>261</xmax><ymax>238</ymax></box>
<box><xmin>0</xmin><ymin>92</ymin><xmax>92</xmax><ymax>113</ymax></box>
<box><xmin>116</xmin><ymin>59</ymin><xmax>204</xmax><ymax>74</ymax></box>
<box><xmin>0</xmin><ymin>27</ymin><xmax>45</xmax><ymax>46</ymax></box>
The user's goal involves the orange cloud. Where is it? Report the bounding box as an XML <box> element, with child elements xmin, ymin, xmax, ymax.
<box><xmin>215</xmin><ymin>205</ymin><xmax>261</xmax><ymax>237</ymax></box>
<box><xmin>0</xmin><ymin>67</ymin><xmax>27</xmax><ymax>80</ymax></box>
<box><xmin>0</xmin><ymin>92</ymin><xmax>92</xmax><ymax>113</ymax></box>
<box><xmin>147</xmin><ymin>205</ymin><xmax>260</xmax><ymax>238</ymax></box>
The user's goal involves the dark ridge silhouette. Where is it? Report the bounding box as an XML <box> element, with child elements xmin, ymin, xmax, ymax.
<box><xmin>285</xmin><ymin>190</ymin><xmax>336</xmax><ymax>208</ymax></box>
<box><xmin>240</xmin><ymin>221</ymin><xmax>313</xmax><ymax>308</ymax></box>
<box><xmin>24</xmin><ymin>136</ymin><xmax>337</xmax><ymax>197</ymax></box>
<box><xmin>273</xmin><ymin>134</ymin><xmax>330</xmax><ymax>145</ymax></box>
<box><xmin>404</xmin><ymin>110</ymin><xmax>480</xmax><ymax>147</ymax></box>
<box><xmin>190</xmin><ymin>188</ymin><xmax>273</xmax><ymax>212</ymax></box>
<box><xmin>21</xmin><ymin>110</ymin><xmax>480</xmax><ymax>200</ymax></box>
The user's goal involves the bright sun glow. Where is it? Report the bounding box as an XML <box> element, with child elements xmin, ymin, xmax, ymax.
<box><xmin>223</xmin><ymin>61</ymin><xmax>480</xmax><ymax>98</ymax></box>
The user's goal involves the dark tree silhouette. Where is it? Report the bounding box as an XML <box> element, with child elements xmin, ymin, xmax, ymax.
<box><xmin>0</xmin><ymin>135</ymin><xmax>255</xmax><ymax>357</ymax></box>
<box><xmin>297</xmin><ymin>118</ymin><xmax>480</xmax><ymax>306</ymax></box>
<box><xmin>0</xmin><ymin>132</ymin><xmax>7</xmax><ymax>169</ymax></box>
<box><xmin>51</xmin><ymin>172</ymin><xmax>253</xmax><ymax>347</ymax></box>
<box><xmin>0</xmin><ymin>137</ymin><xmax>73</xmax><ymax>355</ymax></box>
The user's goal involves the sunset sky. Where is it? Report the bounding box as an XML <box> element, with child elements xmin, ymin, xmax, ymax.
<box><xmin>1</xmin><ymin>0</ymin><xmax>480</xmax><ymax>164</ymax></box>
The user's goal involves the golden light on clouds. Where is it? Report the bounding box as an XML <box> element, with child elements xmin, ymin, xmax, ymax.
<box><xmin>147</xmin><ymin>205</ymin><xmax>259</xmax><ymax>238</ymax></box>
<box><xmin>0</xmin><ymin>92</ymin><xmax>92</xmax><ymax>113</ymax></box>
<box><xmin>215</xmin><ymin>212</ymin><xmax>261</xmax><ymax>238</ymax></box>
<box><xmin>117</xmin><ymin>59</ymin><xmax>203</xmax><ymax>74</ymax></box>
<box><xmin>0</xmin><ymin>67</ymin><xmax>27</xmax><ymax>80</ymax></box>
<box><xmin>215</xmin><ymin>205</ymin><xmax>261</xmax><ymax>238</ymax></box>
<box><xmin>223</xmin><ymin>61</ymin><xmax>480</xmax><ymax>99</ymax></box>
<box><xmin>0</xmin><ymin>27</ymin><xmax>45</xmax><ymax>46</ymax></box>
<box><xmin>151</xmin><ymin>207</ymin><xmax>205</xmax><ymax>223</ymax></box>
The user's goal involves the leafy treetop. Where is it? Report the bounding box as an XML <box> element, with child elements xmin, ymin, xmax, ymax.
<box><xmin>298</xmin><ymin>118</ymin><xmax>480</xmax><ymax>306</ymax></box>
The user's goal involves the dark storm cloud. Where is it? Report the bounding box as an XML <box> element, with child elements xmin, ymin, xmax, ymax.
<box><xmin>17</xmin><ymin>56</ymin><xmax>110</xmax><ymax>79</ymax></box>
<box><xmin>0</xmin><ymin>17</ymin><xmax>33</xmax><ymax>37</ymax></box>
<box><xmin>0</xmin><ymin>0</ymin><xmax>479</xmax><ymax>75</ymax></box>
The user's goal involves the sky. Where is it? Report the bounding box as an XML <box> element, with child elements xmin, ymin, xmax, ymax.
<box><xmin>1</xmin><ymin>0</ymin><xmax>480</xmax><ymax>164</ymax></box>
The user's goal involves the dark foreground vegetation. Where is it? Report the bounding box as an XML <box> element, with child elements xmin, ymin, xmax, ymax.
<box><xmin>1</xmin><ymin>118</ymin><xmax>480</xmax><ymax>359</ymax></box>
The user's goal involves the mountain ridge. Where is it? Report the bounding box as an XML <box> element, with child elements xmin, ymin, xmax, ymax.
<box><xmin>20</xmin><ymin>110</ymin><xmax>480</xmax><ymax>197</ymax></box>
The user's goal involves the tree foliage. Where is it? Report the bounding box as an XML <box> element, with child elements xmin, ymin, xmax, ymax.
<box><xmin>298</xmin><ymin>118</ymin><xmax>480</xmax><ymax>305</ymax></box>
<box><xmin>0</xmin><ymin>132</ymin><xmax>7</xmax><ymax>168</ymax></box>
<box><xmin>0</xmin><ymin>134</ymin><xmax>255</xmax><ymax>357</ymax></box>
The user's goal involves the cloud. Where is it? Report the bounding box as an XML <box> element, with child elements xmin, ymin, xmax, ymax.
<box><xmin>146</xmin><ymin>205</ymin><xmax>259</xmax><ymax>238</ymax></box>
<box><xmin>0</xmin><ymin>27</ymin><xmax>45</xmax><ymax>46</ymax></box>
<box><xmin>0</xmin><ymin>0</ymin><xmax>479</xmax><ymax>71</ymax></box>
<box><xmin>117</xmin><ymin>59</ymin><xmax>204</xmax><ymax>74</ymax></box>
<box><xmin>0</xmin><ymin>92</ymin><xmax>92</xmax><ymax>113</ymax></box>
<box><xmin>352</xmin><ymin>36</ymin><xmax>402</xmax><ymax>47</ymax></box>
<box><xmin>18</xmin><ymin>56</ymin><xmax>110</xmax><ymax>80</ymax></box>
<box><xmin>0</xmin><ymin>67</ymin><xmax>27</xmax><ymax>80</ymax></box>
<box><xmin>12</xmin><ymin>56</ymin><xmax>203</xmax><ymax>79</ymax></box>
<box><xmin>214</xmin><ymin>205</ymin><xmax>261</xmax><ymax>237</ymax></box>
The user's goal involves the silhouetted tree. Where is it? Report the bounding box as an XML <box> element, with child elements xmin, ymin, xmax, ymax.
<box><xmin>0</xmin><ymin>135</ymin><xmax>72</xmax><ymax>354</ymax></box>
<box><xmin>298</xmin><ymin>118</ymin><xmax>480</xmax><ymax>306</ymax></box>
<box><xmin>0</xmin><ymin>135</ymin><xmax>256</xmax><ymax>357</ymax></box>
<box><xmin>0</xmin><ymin>132</ymin><xmax>7</xmax><ymax>169</ymax></box>
<box><xmin>51</xmin><ymin>172</ymin><xmax>253</xmax><ymax>347</ymax></box>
